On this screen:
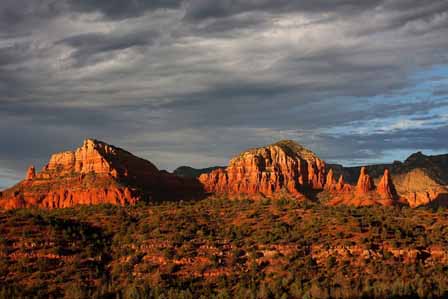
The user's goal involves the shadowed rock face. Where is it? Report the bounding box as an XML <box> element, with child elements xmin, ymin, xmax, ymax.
<box><xmin>377</xmin><ymin>169</ymin><xmax>398</xmax><ymax>200</ymax></box>
<box><xmin>199</xmin><ymin>140</ymin><xmax>326</xmax><ymax>199</ymax></box>
<box><xmin>0</xmin><ymin>139</ymin><xmax>204</xmax><ymax>209</ymax></box>
<box><xmin>174</xmin><ymin>166</ymin><xmax>226</xmax><ymax>178</ymax></box>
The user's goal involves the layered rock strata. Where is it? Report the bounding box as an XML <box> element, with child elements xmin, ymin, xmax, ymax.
<box><xmin>0</xmin><ymin>139</ymin><xmax>203</xmax><ymax>209</ymax></box>
<box><xmin>199</xmin><ymin>140</ymin><xmax>326</xmax><ymax>199</ymax></box>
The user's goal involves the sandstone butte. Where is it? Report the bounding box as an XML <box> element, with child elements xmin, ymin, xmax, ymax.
<box><xmin>199</xmin><ymin>140</ymin><xmax>327</xmax><ymax>199</ymax></box>
<box><xmin>199</xmin><ymin>140</ymin><xmax>404</xmax><ymax>206</ymax></box>
<box><xmin>0</xmin><ymin>139</ymin><xmax>203</xmax><ymax>209</ymax></box>
<box><xmin>0</xmin><ymin>138</ymin><xmax>446</xmax><ymax>209</ymax></box>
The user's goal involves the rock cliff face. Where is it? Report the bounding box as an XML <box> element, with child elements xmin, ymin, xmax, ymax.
<box><xmin>336</xmin><ymin>175</ymin><xmax>352</xmax><ymax>192</ymax></box>
<box><xmin>326</xmin><ymin>167</ymin><xmax>399</xmax><ymax>207</ymax></box>
<box><xmin>356</xmin><ymin>167</ymin><xmax>375</xmax><ymax>195</ymax></box>
<box><xmin>0</xmin><ymin>139</ymin><xmax>203</xmax><ymax>209</ymax></box>
<box><xmin>199</xmin><ymin>140</ymin><xmax>326</xmax><ymax>199</ymax></box>
<box><xmin>1</xmin><ymin>138</ymin><xmax>446</xmax><ymax>209</ymax></box>
<box><xmin>377</xmin><ymin>169</ymin><xmax>398</xmax><ymax>200</ymax></box>
<box><xmin>324</xmin><ymin>169</ymin><xmax>336</xmax><ymax>191</ymax></box>
<box><xmin>392</xmin><ymin>169</ymin><xmax>448</xmax><ymax>207</ymax></box>
<box><xmin>324</xmin><ymin>170</ymin><xmax>351</xmax><ymax>192</ymax></box>
<box><xmin>330</xmin><ymin>152</ymin><xmax>448</xmax><ymax>207</ymax></box>
<box><xmin>26</xmin><ymin>166</ymin><xmax>36</xmax><ymax>180</ymax></box>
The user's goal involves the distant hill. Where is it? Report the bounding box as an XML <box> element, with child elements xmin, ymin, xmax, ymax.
<box><xmin>173</xmin><ymin>166</ymin><xmax>226</xmax><ymax>178</ymax></box>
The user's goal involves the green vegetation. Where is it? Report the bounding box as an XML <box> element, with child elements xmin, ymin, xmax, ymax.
<box><xmin>1</xmin><ymin>199</ymin><xmax>448</xmax><ymax>298</ymax></box>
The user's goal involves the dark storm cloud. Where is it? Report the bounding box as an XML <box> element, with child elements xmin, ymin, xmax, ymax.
<box><xmin>183</xmin><ymin>0</ymin><xmax>385</xmax><ymax>20</ymax></box>
<box><xmin>184</xmin><ymin>0</ymin><xmax>448</xmax><ymax>32</ymax></box>
<box><xmin>0</xmin><ymin>43</ymin><xmax>31</xmax><ymax>66</ymax></box>
<box><xmin>0</xmin><ymin>0</ymin><xmax>68</xmax><ymax>37</ymax></box>
<box><xmin>0</xmin><ymin>101</ymin><xmax>148</xmax><ymax>181</ymax></box>
<box><xmin>56</xmin><ymin>30</ymin><xmax>159</xmax><ymax>67</ymax></box>
<box><xmin>68</xmin><ymin>0</ymin><xmax>182</xmax><ymax>20</ymax></box>
<box><xmin>321</xmin><ymin>125</ymin><xmax>448</xmax><ymax>162</ymax></box>
<box><xmin>1</xmin><ymin>0</ymin><xmax>448</xmax><ymax>187</ymax></box>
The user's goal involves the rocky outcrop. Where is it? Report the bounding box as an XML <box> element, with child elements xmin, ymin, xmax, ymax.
<box><xmin>356</xmin><ymin>167</ymin><xmax>375</xmax><ymax>195</ymax></box>
<box><xmin>326</xmin><ymin>167</ymin><xmax>398</xmax><ymax>207</ymax></box>
<box><xmin>199</xmin><ymin>140</ymin><xmax>327</xmax><ymax>199</ymax></box>
<box><xmin>325</xmin><ymin>170</ymin><xmax>351</xmax><ymax>192</ymax></box>
<box><xmin>377</xmin><ymin>169</ymin><xmax>398</xmax><ymax>200</ymax></box>
<box><xmin>0</xmin><ymin>139</ymin><xmax>203</xmax><ymax>210</ymax></box>
<box><xmin>392</xmin><ymin>168</ymin><xmax>448</xmax><ymax>207</ymax></box>
<box><xmin>324</xmin><ymin>169</ymin><xmax>337</xmax><ymax>191</ymax></box>
<box><xmin>336</xmin><ymin>175</ymin><xmax>352</xmax><ymax>192</ymax></box>
<box><xmin>199</xmin><ymin>140</ymin><xmax>404</xmax><ymax>204</ymax></box>
<box><xmin>26</xmin><ymin>166</ymin><xmax>36</xmax><ymax>180</ymax></box>
<box><xmin>2</xmin><ymin>138</ymin><xmax>446</xmax><ymax>208</ymax></box>
<box><xmin>331</xmin><ymin>152</ymin><xmax>448</xmax><ymax>207</ymax></box>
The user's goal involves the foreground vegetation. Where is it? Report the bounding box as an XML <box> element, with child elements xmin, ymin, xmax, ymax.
<box><xmin>1</xmin><ymin>198</ymin><xmax>448</xmax><ymax>298</ymax></box>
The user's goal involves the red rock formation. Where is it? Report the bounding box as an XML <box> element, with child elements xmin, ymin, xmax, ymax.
<box><xmin>26</xmin><ymin>165</ymin><xmax>36</xmax><ymax>180</ymax></box>
<box><xmin>356</xmin><ymin>167</ymin><xmax>375</xmax><ymax>195</ymax></box>
<box><xmin>406</xmin><ymin>189</ymin><xmax>448</xmax><ymax>208</ymax></box>
<box><xmin>326</xmin><ymin>168</ymin><xmax>398</xmax><ymax>207</ymax></box>
<box><xmin>392</xmin><ymin>168</ymin><xmax>448</xmax><ymax>207</ymax></box>
<box><xmin>325</xmin><ymin>171</ymin><xmax>351</xmax><ymax>193</ymax></box>
<box><xmin>0</xmin><ymin>139</ymin><xmax>203</xmax><ymax>210</ymax></box>
<box><xmin>336</xmin><ymin>175</ymin><xmax>352</xmax><ymax>192</ymax></box>
<box><xmin>199</xmin><ymin>140</ymin><xmax>326</xmax><ymax>199</ymax></box>
<box><xmin>377</xmin><ymin>169</ymin><xmax>398</xmax><ymax>201</ymax></box>
<box><xmin>331</xmin><ymin>151</ymin><xmax>448</xmax><ymax>207</ymax></box>
<box><xmin>324</xmin><ymin>169</ymin><xmax>337</xmax><ymax>191</ymax></box>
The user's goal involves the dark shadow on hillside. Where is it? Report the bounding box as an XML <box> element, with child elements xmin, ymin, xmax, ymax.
<box><xmin>301</xmin><ymin>189</ymin><xmax>322</xmax><ymax>202</ymax></box>
<box><xmin>425</xmin><ymin>193</ymin><xmax>448</xmax><ymax>210</ymax></box>
<box><xmin>150</xmin><ymin>176</ymin><xmax>207</xmax><ymax>203</ymax></box>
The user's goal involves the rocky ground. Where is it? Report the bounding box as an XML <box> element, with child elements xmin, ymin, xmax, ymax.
<box><xmin>1</xmin><ymin>199</ymin><xmax>448</xmax><ymax>298</ymax></box>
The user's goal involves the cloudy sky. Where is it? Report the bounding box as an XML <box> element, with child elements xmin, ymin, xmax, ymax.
<box><xmin>1</xmin><ymin>0</ymin><xmax>448</xmax><ymax>188</ymax></box>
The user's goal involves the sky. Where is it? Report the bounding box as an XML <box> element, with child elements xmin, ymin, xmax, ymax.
<box><xmin>1</xmin><ymin>1</ymin><xmax>448</xmax><ymax>188</ymax></box>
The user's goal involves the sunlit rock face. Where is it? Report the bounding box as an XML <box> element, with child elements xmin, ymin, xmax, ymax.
<box><xmin>377</xmin><ymin>169</ymin><xmax>398</xmax><ymax>200</ymax></box>
<box><xmin>0</xmin><ymin>139</ymin><xmax>204</xmax><ymax>209</ymax></box>
<box><xmin>199</xmin><ymin>140</ymin><xmax>327</xmax><ymax>199</ymax></box>
<box><xmin>326</xmin><ymin>151</ymin><xmax>448</xmax><ymax>207</ymax></box>
<box><xmin>199</xmin><ymin>140</ymin><xmax>404</xmax><ymax>204</ymax></box>
<box><xmin>392</xmin><ymin>168</ymin><xmax>448</xmax><ymax>208</ymax></box>
<box><xmin>325</xmin><ymin>169</ymin><xmax>351</xmax><ymax>193</ymax></box>
<box><xmin>356</xmin><ymin>167</ymin><xmax>375</xmax><ymax>195</ymax></box>
<box><xmin>325</xmin><ymin>167</ymin><xmax>400</xmax><ymax>207</ymax></box>
<box><xmin>25</xmin><ymin>165</ymin><xmax>36</xmax><ymax>180</ymax></box>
